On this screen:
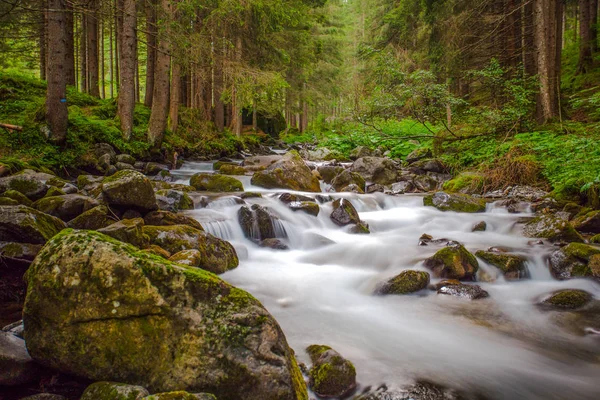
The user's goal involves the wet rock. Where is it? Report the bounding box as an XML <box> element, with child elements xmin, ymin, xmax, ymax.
<box><xmin>0</xmin><ymin>172</ymin><xmax>49</xmax><ymax>200</ymax></box>
<box><xmin>2</xmin><ymin>320</ymin><xmax>24</xmax><ymax>338</ymax></box>
<box><xmin>366</xmin><ymin>184</ymin><xmax>384</xmax><ymax>193</ymax></box>
<box><xmin>340</xmin><ymin>183</ymin><xmax>365</xmax><ymax>194</ymax></box>
<box><xmin>156</xmin><ymin>189</ymin><xmax>194</xmax><ymax>212</ymax></box>
<box><xmin>102</xmin><ymin>170</ymin><xmax>158</xmax><ymax>212</ymax></box>
<box><xmin>331</xmin><ymin>169</ymin><xmax>366</xmax><ymax>192</ymax></box>
<box><xmin>423</xmin><ymin>242</ymin><xmax>479</xmax><ymax>281</ymax></box>
<box><xmin>99</xmin><ymin>218</ymin><xmax>149</xmax><ymax>249</ymax></box>
<box><xmin>572</xmin><ymin>210</ymin><xmax>600</xmax><ymax>234</ymax></box>
<box><xmin>80</xmin><ymin>381</ymin><xmax>149</xmax><ymax>400</ymax></box>
<box><xmin>317</xmin><ymin>165</ymin><xmax>344</xmax><ymax>184</ymax></box>
<box><xmin>169</xmin><ymin>249</ymin><xmax>202</xmax><ymax>267</ymax></box>
<box><xmin>23</xmin><ymin>230</ymin><xmax>305</xmax><ymax>399</ymax></box>
<box><xmin>548</xmin><ymin>243</ymin><xmax>600</xmax><ymax>280</ymax></box>
<box><xmin>331</xmin><ymin>198</ymin><xmax>370</xmax><ymax>234</ymax></box>
<box><xmin>143</xmin><ymin>210</ymin><xmax>204</xmax><ymax>231</ymax></box>
<box><xmin>413</xmin><ymin>175</ymin><xmax>439</xmax><ymax>192</ymax></box>
<box><xmin>306</xmin><ymin>344</ymin><xmax>356</xmax><ymax>398</ymax></box>
<box><xmin>288</xmin><ymin>201</ymin><xmax>320</xmax><ymax>216</ymax></box>
<box><xmin>475</xmin><ymin>250</ymin><xmax>528</xmax><ymax>280</ymax></box>
<box><xmin>423</xmin><ymin>192</ymin><xmax>486</xmax><ymax>213</ymax></box>
<box><xmin>279</xmin><ymin>193</ymin><xmax>314</xmax><ymax>203</ymax></box>
<box><xmin>33</xmin><ymin>194</ymin><xmax>100</xmax><ymax>221</ymax></box>
<box><xmin>116</xmin><ymin>154</ymin><xmax>136</xmax><ymax>165</ymax></box>
<box><xmin>1</xmin><ymin>189</ymin><xmax>34</xmax><ymax>206</ymax></box>
<box><xmin>67</xmin><ymin>205</ymin><xmax>116</xmax><ymax>230</ymax></box>
<box><xmin>523</xmin><ymin>214</ymin><xmax>584</xmax><ymax>243</ymax></box>
<box><xmin>349</xmin><ymin>146</ymin><xmax>375</xmax><ymax>160</ymax></box>
<box><xmin>389</xmin><ymin>181</ymin><xmax>414</xmax><ymax>195</ymax></box>
<box><xmin>539</xmin><ymin>289</ymin><xmax>593</xmax><ymax>310</ymax></box>
<box><xmin>219</xmin><ymin>164</ymin><xmax>246</xmax><ymax>175</ymax></box>
<box><xmin>116</xmin><ymin>162</ymin><xmax>136</xmax><ymax>171</ymax></box>
<box><xmin>240</xmin><ymin>192</ymin><xmax>262</xmax><ymax>199</ymax></box>
<box><xmin>0</xmin><ymin>330</ymin><xmax>38</xmax><ymax>386</ymax></box>
<box><xmin>375</xmin><ymin>270</ymin><xmax>430</xmax><ymax>295</ymax></box>
<box><xmin>410</xmin><ymin>159</ymin><xmax>447</xmax><ymax>174</ymax></box>
<box><xmin>350</xmin><ymin>157</ymin><xmax>398</xmax><ymax>185</ymax></box>
<box><xmin>436</xmin><ymin>281</ymin><xmax>489</xmax><ymax>300</ymax></box>
<box><xmin>0</xmin><ymin>205</ymin><xmax>66</xmax><ymax>244</ymax></box>
<box><xmin>259</xmin><ymin>238</ymin><xmax>290</xmax><ymax>250</ymax></box>
<box><xmin>238</xmin><ymin>204</ymin><xmax>281</xmax><ymax>241</ymax></box>
<box><xmin>143</xmin><ymin>225</ymin><xmax>238</xmax><ymax>274</ymax></box>
<box><xmin>316</xmin><ymin>194</ymin><xmax>333</xmax><ymax>203</ymax></box>
<box><xmin>251</xmin><ymin>151</ymin><xmax>321</xmax><ymax>192</ymax></box>
<box><xmin>190</xmin><ymin>173</ymin><xmax>244</xmax><ymax>192</ymax></box>
<box><xmin>145</xmin><ymin>162</ymin><xmax>169</xmax><ymax>176</ymax></box>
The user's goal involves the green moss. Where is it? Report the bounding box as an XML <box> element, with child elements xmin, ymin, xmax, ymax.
<box><xmin>424</xmin><ymin>244</ymin><xmax>479</xmax><ymax>280</ymax></box>
<box><xmin>562</xmin><ymin>243</ymin><xmax>600</xmax><ymax>260</ymax></box>
<box><xmin>190</xmin><ymin>173</ymin><xmax>244</xmax><ymax>192</ymax></box>
<box><xmin>219</xmin><ymin>164</ymin><xmax>246</xmax><ymax>175</ymax></box>
<box><xmin>475</xmin><ymin>250</ymin><xmax>527</xmax><ymax>277</ymax></box>
<box><xmin>0</xmin><ymin>197</ymin><xmax>18</xmax><ymax>205</ymax></box>
<box><xmin>45</xmin><ymin>186</ymin><xmax>65</xmax><ymax>197</ymax></box>
<box><xmin>143</xmin><ymin>391</ymin><xmax>213</xmax><ymax>400</ymax></box>
<box><xmin>423</xmin><ymin>192</ymin><xmax>487</xmax><ymax>213</ymax></box>
<box><xmin>378</xmin><ymin>270</ymin><xmax>430</xmax><ymax>295</ymax></box>
<box><xmin>2</xmin><ymin>189</ymin><xmax>33</xmax><ymax>206</ymax></box>
<box><xmin>590</xmin><ymin>234</ymin><xmax>600</xmax><ymax>244</ymax></box>
<box><xmin>443</xmin><ymin>172</ymin><xmax>486</xmax><ymax>194</ymax></box>
<box><xmin>541</xmin><ymin>289</ymin><xmax>593</xmax><ymax>310</ymax></box>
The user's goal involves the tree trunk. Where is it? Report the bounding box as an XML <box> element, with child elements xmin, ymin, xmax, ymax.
<box><xmin>147</xmin><ymin>0</ymin><xmax>171</xmax><ymax>147</ymax></box>
<box><xmin>169</xmin><ymin>61</ymin><xmax>181</xmax><ymax>133</ymax></box>
<box><xmin>86</xmin><ymin>0</ymin><xmax>100</xmax><ymax>97</ymax></box>
<box><xmin>100</xmin><ymin>19</ymin><xmax>105</xmax><ymax>98</ymax></box>
<box><xmin>80</xmin><ymin>13</ymin><xmax>87</xmax><ymax>92</ymax></box>
<box><xmin>145</xmin><ymin>0</ymin><xmax>157</xmax><ymax>107</ymax></box>
<box><xmin>109</xmin><ymin>9</ymin><xmax>114</xmax><ymax>98</ymax></box>
<box><xmin>523</xmin><ymin>0</ymin><xmax>536</xmax><ymax>76</ymax></box>
<box><xmin>65</xmin><ymin>1</ymin><xmax>75</xmax><ymax>86</ymax></box>
<box><xmin>46</xmin><ymin>0</ymin><xmax>69</xmax><ymax>145</ymax></box>
<box><xmin>578</xmin><ymin>0</ymin><xmax>593</xmax><ymax>73</ymax></box>
<box><xmin>231</xmin><ymin>36</ymin><xmax>243</xmax><ymax>137</ymax></box>
<box><xmin>39</xmin><ymin>0</ymin><xmax>47</xmax><ymax>80</ymax></box>
<box><xmin>117</xmin><ymin>0</ymin><xmax>137</xmax><ymax>140</ymax></box>
<box><xmin>214</xmin><ymin>44</ymin><xmax>225</xmax><ymax>132</ymax></box>
<box><xmin>591</xmin><ymin>0</ymin><xmax>598</xmax><ymax>53</ymax></box>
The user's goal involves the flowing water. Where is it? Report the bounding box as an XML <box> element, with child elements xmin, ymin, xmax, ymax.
<box><xmin>174</xmin><ymin>161</ymin><xmax>600</xmax><ymax>400</ymax></box>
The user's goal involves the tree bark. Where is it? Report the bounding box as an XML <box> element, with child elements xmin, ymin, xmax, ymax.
<box><xmin>46</xmin><ymin>0</ymin><xmax>69</xmax><ymax>145</ymax></box>
<box><xmin>169</xmin><ymin>61</ymin><xmax>181</xmax><ymax>133</ymax></box>
<box><xmin>64</xmin><ymin>1</ymin><xmax>75</xmax><ymax>86</ymax></box>
<box><xmin>39</xmin><ymin>0</ymin><xmax>47</xmax><ymax>80</ymax></box>
<box><xmin>214</xmin><ymin>43</ymin><xmax>225</xmax><ymax>132</ymax></box>
<box><xmin>117</xmin><ymin>0</ymin><xmax>137</xmax><ymax>140</ymax></box>
<box><xmin>86</xmin><ymin>0</ymin><xmax>100</xmax><ymax>97</ymax></box>
<box><xmin>80</xmin><ymin>13</ymin><xmax>87</xmax><ymax>92</ymax></box>
<box><xmin>231</xmin><ymin>36</ymin><xmax>243</xmax><ymax>137</ymax></box>
<box><xmin>578</xmin><ymin>0</ymin><xmax>593</xmax><ymax>73</ymax></box>
<box><xmin>591</xmin><ymin>0</ymin><xmax>598</xmax><ymax>53</ymax></box>
<box><xmin>145</xmin><ymin>0</ymin><xmax>157</xmax><ymax>107</ymax></box>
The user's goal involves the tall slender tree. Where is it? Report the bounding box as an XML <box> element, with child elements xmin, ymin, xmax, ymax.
<box><xmin>117</xmin><ymin>0</ymin><xmax>137</xmax><ymax>140</ymax></box>
<box><xmin>46</xmin><ymin>0</ymin><xmax>69</xmax><ymax>144</ymax></box>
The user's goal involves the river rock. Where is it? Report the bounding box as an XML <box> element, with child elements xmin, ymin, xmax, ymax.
<box><xmin>375</xmin><ymin>270</ymin><xmax>430</xmax><ymax>295</ymax></box>
<box><xmin>548</xmin><ymin>243</ymin><xmax>600</xmax><ymax>280</ymax></box>
<box><xmin>0</xmin><ymin>330</ymin><xmax>38</xmax><ymax>386</ymax></box>
<box><xmin>143</xmin><ymin>225</ymin><xmax>238</xmax><ymax>274</ymax></box>
<box><xmin>0</xmin><ymin>205</ymin><xmax>66</xmax><ymax>244</ymax></box>
<box><xmin>317</xmin><ymin>165</ymin><xmax>344</xmax><ymax>184</ymax></box>
<box><xmin>259</xmin><ymin>238</ymin><xmax>290</xmax><ymax>250</ymax></box>
<box><xmin>251</xmin><ymin>151</ymin><xmax>320</xmax><ymax>192</ymax></box>
<box><xmin>98</xmin><ymin>218</ymin><xmax>149</xmax><ymax>249</ymax></box>
<box><xmin>331</xmin><ymin>170</ymin><xmax>366</xmax><ymax>192</ymax></box>
<box><xmin>350</xmin><ymin>157</ymin><xmax>398</xmax><ymax>185</ymax></box>
<box><xmin>522</xmin><ymin>214</ymin><xmax>584</xmax><ymax>243</ymax></box>
<box><xmin>145</xmin><ymin>162</ymin><xmax>169</xmax><ymax>176</ymax></box>
<box><xmin>410</xmin><ymin>159</ymin><xmax>447</xmax><ymax>174</ymax></box>
<box><xmin>219</xmin><ymin>164</ymin><xmax>246</xmax><ymax>175</ymax></box>
<box><xmin>331</xmin><ymin>198</ymin><xmax>370</xmax><ymax>234</ymax></box>
<box><xmin>0</xmin><ymin>196</ymin><xmax>18</xmax><ymax>205</ymax></box>
<box><xmin>2</xmin><ymin>320</ymin><xmax>24</xmax><ymax>338</ymax></box>
<box><xmin>33</xmin><ymin>194</ymin><xmax>100</xmax><ymax>221</ymax></box>
<box><xmin>143</xmin><ymin>392</ymin><xmax>217</xmax><ymax>400</ymax></box>
<box><xmin>539</xmin><ymin>289</ymin><xmax>593</xmax><ymax>310</ymax></box>
<box><xmin>423</xmin><ymin>192</ymin><xmax>486</xmax><ymax>213</ymax></box>
<box><xmin>436</xmin><ymin>280</ymin><xmax>489</xmax><ymax>300</ymax></box>
<box><xmin>472</xmin><ymin>221</ymin><xmax>487</xmax><ymax>232</ymax></box>
<box><xmin>80</xmin><ymin>381</ymin><xmax>149</xmax><ymax>400</ymax></box>
<box><xmin>23</xmin><ymin>229</ymin><xmax>306</xmax><ymax>399</ymax></box>
<box><xmin>406</xmin><ymin>148</ymin><xmax>433</xmax><ymax>164</ymax></box>
<box><xmin>116</xmin><ymin>162</ymin><xmax>136</xmax><ymax>171</ymax></box>
<box><xmin>143</xmin><ymin>210</ymin><xmax>204</xmax><ymax>231</ymax></box>
<box><xmin>572</xmin><ymin>210</ymin><xmax>600</xmax><ymax>234</ymax></box>
<box><xmin>156</xmin><ymin>189</ymin><xmax>194</xmax><ymax>212</ymax></box>
<box><xmin>67</xmin><ymin>205</ymin><xmax>116</xmax><ymax>230</ymax></box>
<box><xmin>169</xmin><ymin>249</ymin><xmax>202</xmax><ymax>267</ymax></box>
<box><xmin>102</xmin><ymin>170</ymin><xmax>158</xmax><ymax>212</ymax></box>
<box><xmin>190</xmin><ymin>173</ymin><xmax>244</xmax><ymax>192</ymax></box>
<box><xmin>0</xmin><ymin>172</ymin><xmax>49</xmax><ymax>200</ymax></box>
<box><xmin>355</xmin><ymin>380</ymin><xmax>475</xmax><ymax>400</ymax></box>
<box><xmin>238</xmin><ymin>204</ymin><xmax>281</xmax><ymax>241</ymax></box>
<box><xmin>279</xmin><ymin>193</ymin><xmax>314</xmax><ymax>203</ymax></box>
<box><xmin>306</xmin><ymin>344</ymin><xmax>356</xmax><ymax>398</ymax></box>
<box><xmin>116</xmin><ymin>154</ymin><xmax>136</xmax><ymax>165</ymax></box>
<box><xmin>2</xmin><ymin>189</ymin><xmax>34</xmax><ymax>206</ymax></box>
<box><xmin>423</xmin><ymin>242</ymin><xmax>479</xmax><ymax>281</ymax></box>
<box><xmin>0</xmin><ymin>241</ymin><xmax>42</xmax><ymax>263</ymax></box>
<box><xmin>475</xmin><ymin>250</ymin><xmax>528</xmax><ymax>280</ymax></box>
<box><xmin>288</xmin><ymin>201</ymin><xmax>320</xmax><ymax>216</ymax></box>
<box><xmin>390</xmin><ymin>181</ymin><xmax>414</xmax><ymax>195</ymax></box>
<box><xmin>349</xmin><ymin>146</ymin><xmax>375</xmax><ymax>160</ymax></box>
<box><xmin>413</xmin><ymin>174</ymin><xmax>440</xmax><ymax>192</ymax></box>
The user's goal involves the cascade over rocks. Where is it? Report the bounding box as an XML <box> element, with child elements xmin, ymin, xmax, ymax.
<box><xmin>23</xmin><ymin>230</ymin><xmax>307</xmax><ymax>400</ymax></box>
<box><xmin>238</xmin><ymin>204</ymin><xmax>284</xmax><ymax>241</ymax></box>
<box><xmin>423</xmin><ymin>242</ymin><xmax>479</xmax><ymax>281</ymax></box>
<box><xmin>0</xmin><ymin>205</ymin><xmax>66</xmax><ymax>244</ymax></box>
<box><xmin>102</xmin><ymin>170</ymin><xmax>158</xmax><ymax>213</ymax></box>
<box><xmin>251</xmin><ymin>151</ymin><xmax>321</xmax><ymax>192</ymax></box>
<box><xmin>475</xmin><ymin>250</ymin><xmax>528</xmax><ymax>280</ymax></box>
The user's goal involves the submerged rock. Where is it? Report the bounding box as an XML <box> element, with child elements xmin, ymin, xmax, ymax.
<box><xmin>251</xmin><ymin>151</ymin><xmax>320</xmax><ymax>192</ymax></box>
<box><xmin>190</xmin><ymin>173</ymin><xmax>243</xmax><ymax>192</ymax></box>
<box><xmin>522</xmin><ymin>214</ymin><xmax>584</xmax><ymax>243</ymax></box>
<box><xmin>306</xmin><ymin>344</ymin><xmax>356</xmax><ymax>398</ymax></box>
<box><xmin>539</xmin><ymin>289</ymin><xmax>593</xmax><ymax>310</ymax></box>
<box><xmin>435</xmin><ymin>281</ymin><xmax>489</xmax><ymax>300</ymax></box>
<box><xmin>259</xmin><ymin>238</ymin><xmax>290</xmax><ymax>250</ymax></box>
<box><xmin>0</xmin><ymin>205</ymin><xmax>66</xmax><ymax>244</ymax></box>
<box><xmin>80</xmin><ymin>381</ymin><xmax>149</xmax><ymax>400</ymax></box>
<box><xmin>102</xmin><ymin>170</ymin><xmax>158</xmax><ymax>212</ymax></box>
<box><xmin>23</xmin><ymin>230</ymin><xmax>307</xmax><ymax>399</ymax></box>
<box><xmin>288</xmin><ymin>201</ymin><xmax>320</xmax><ymax>216</ymax></box>
<box><xmin>375</xmin><ymin>270</ymin><xmax>430</xmax><ymax>295</ymax></box>
<box><xmin>548</xmin><ymin>243</ymin><xmax>600</xmax><ymax>281</ymax></box>
<box><xmin>355</xmin><ymin>380</ymin><xmax>479</xmax><ymax>400</ymax></box>
<box><xmin>471</xmin><ymin>221</ymin><xmax>486</xmax><ymax>232</ymax></box>
<box><xmin>0</xmin><ymin>330</ymin><xmax>38</xmax><ymax>386</ymax></box>
<box><xmin>423</xmin><ymin>192</ymin><xmax>486</xmax><ymax>213</ymax></box>
<box><xmin>475</xmin><ymin>250</ymin><xmax>528</xmax><ymax>280</ymax></box>
<box><xmin>423</xmin><ymin>242</ymin><xmax>479</xmax><ymax>281</ymax></box>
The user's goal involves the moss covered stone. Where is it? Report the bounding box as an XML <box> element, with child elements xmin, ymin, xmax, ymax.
<box><xmin>102</xmin><ymin>170</ymin><xmax>158</xmax><ymax>212</ymax></box>
<box><xmin>522</xmin><ymin>214</ymin><xmax>584</xmax><ymax>243</ymax></box>
<box><xmin>143</xmin><ymin>392</ymin><xmax>217</xmax><ymax>400</ymax></box>
<box><xmin>423</xmin><ymin>242</ymin><xmax>479</xmax><ymax>281</ymax></box>
<box><xmin>2</xmin><ymin>190</ymin><xmax>33</xmax><ymax>206</ymax></box>
<box><xmin>0</xmin><ymin>241</ymin><xmax>42</xmax><ymax>261</ymax></box>
<box><xmin>436</xmin><ymin>281</ymin><xmax>489</xmax><ymax>300</ymax></box>
<box><xmin>349</xmin><ymin>157</ymin><xmax>398</xmax><ymax>185</ymax></box>
<box><xmin>33</xmin><ymin>194</ymin><xmax>100</xmax><ymax>222</ymax></box>
<box><xmin>442</xmin><ymin>172</ymin><xmax>485</xmax><ymax>194</ymax></box>
<box><xmin>330</xmin><ymin>170</ymin><xmax>365</xmax><ymax>192</ymax></box>
<box><xmin>0</xmin><ymin>174</ymin><xmax>49</xmax><ymax>201</ymax></box>
<box><xmin>540</xmin><ymin>289</ymin><xmax>593</xmax><ymax>310</ymax></box>
<box><xmin>330</xmin><ymin>198</ymin><xmax>370</xmax><ymax>234</ymax></box>
<box><xmin>572</xmin><ymin>210</ymin><xmax>600</xmax><ymax>234</ymax></box>
<box><xmin>143</xmin><ymin>211</ymin><xmax>204</xmax><ymax>231</ymax></box>
<box><xmin>67</xmin><ymin>205</ymin><xmax>116</xmax><ymax>230</ymax></box>
<box><xmin>288</xmin><ymin>201</ymin><xmax>320</xmax><ymax>217</ymax></box>
<box><xmin>317</xmin><ymin>165</ymin><xmax>344</xmax><ymax>184</ymax></box>
<box><xmin>80</xmin><ymin>381</ymin><xmax>149</xmax><ymax>400</ymax></box>
<box><xmin>375</xmin><ymin>270</ymin><xmax>430</xmax><ymax>295</ymax></box>
<box><xmin>238</xmin><ymin>204</ymin><xmax>279</xmax><ymax>241</ymax></box>
<box><xmin>169</xmin><ymin>249</ymin><xmax>202</xmax><ymax>268</ymax></box>
<box><xmin>99</xmin><ymin>218</ymin><xmax>149</xmax><ymax>249</ymax></box>
<box><xmin>141</xmin><ymin>245</ymin><xmax>172</xmax><ymax>259</ymax></box>
<box><xmin>190</xmin><ymin>173</ymin><xmax>243</xmax><ymax>192</ymax></box>
<box><xmin>423</xmin><ymin>192</ymin><xmax>486</xmax><ymax>213</ymax></box>
<box><xmin>250</xmin><ymin>151</ymin><xmax>320</xmax><ymax>192</ymax></box>
<box><xmin>306</xmin><ymin>344</ymin><xmax>356</xmax><ymax>398</ymax></box>
<box><xmin>0</xmin><ymin>197</ymin><xmax>19</xmax><ymax>205</ymax></box>
<box><xmin>475</xmin><ymin>250</ymin><xmax>528</xmax><ymax>280</ymax></box>
<box><xmin>23</xmin><ymin>229</ymin><xmax>307</xmax><ymax>400</ymax></box>
<box><xmin>0</xmin><ymin>205</ymin><xmax>66</xmax><ymax>244</ymax></box>
<box><xmin>156</xmin><ymin>190</ymin><xmax>194</xmax><ymax>212</ymax></box>
<box><xmin>548</xmin><ymin>243</ymin><xmax>600</xmax><ymax>280</ymax></box>
<box><xmin>590</xmin><ymin>234</ymin><xmax>600</xmax><ymax>244</ymax></box>
<box><xmin>219</xmin><ymin>164</ymin><xmax>246</xmax><ymax>175</ymax></box>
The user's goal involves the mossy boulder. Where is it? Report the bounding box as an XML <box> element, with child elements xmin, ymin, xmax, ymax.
<box><xmin>0</xmin><ymin>197</ymin><xmax>18</xmax><ymax>205</ymax></box>
<box><xmin>156</xmin><ymin>189</ymin><xmax>194</xmax><ymax>212</ymax></box>
<box><xmin>423</xmin><ymin>192</ymin><xmax>486</xmax><ymax>213</ymax></box>
<box><xmin>423</xmin><ymin>242</ymin><xmax>479</xmax><ymax>281</ymax></box>
<box><xmin>522</xmin><ymin>214</ymin><xmax>584</xmax><ymax>243</ymax></box>
<box><xmin>435</xmin><ymin>280</ymin><xmax>489</xmax><ymax>300</ymax></box>
<box><xmin>80</xmin><ymin>381</ymin><xmax>149</xmax><ymax>400</ymax></box>
<box><xmin>317</xmin><ymin>166</ymin><xmax>344</xmax><ymax>184</ymax></box>
<box><xmin>33</xmin><ymin>194</ymin><xmax>100</xmax><ymax>222</ymax></box>
<box><xmin>475</xmin><ymin>250</ymin><xmax>528</xmax><ymax>280</ymax></box>
<box><xmin>251</xmin><ymin>151</ymin><xmax>320</xmax><ymax>192</ymax></box>
<box><xmin>572</xmin><ymin>210</ymin><xmax>600</xmax><ymax>234</ymax></box>
<box><xmin>67</xmin><ymin>205</ymin><xmax>116</xmax><ymax>230</ymax></box>
<box><xmin>141</xmin><ymin>245</ymin><xmax>172</xmax><ymax>259</ymax></box>
<box><xmin>102</xmin><ymin>170</ymin><xmax>158</xmax><ymax>213</ymax></box>
<box><xmin>0</xmin><ymin>242</ymin><xmax>42</xmax><ymax>263</ymax></box>
<box><xmin>442</xmin><ymin>172</ymin><xmax>485</xmax><ymax>194</ymax></box>
<box><xmin>238</xmin><ymin>204</ymin><xmax>281</xmax><ymax>241</ymax></box>
<box><xmin>591</xmin><ymin>234</ymin><xmax>600</xmax><ymax>244</ymax></box>
<box><xmin>548</xmin><ymin>243</ymin><xmax>600</xmax><ymax>280</ymax></box>
<box><xmin>143</xmin><ymin>225</ymin><xmax>238</xmax><ymax>274</ymax></box>
<box><xmin>306</xmin><ymin>344</ymin><xmax>356</xmax><ymax>398</ymax></box>
<box><xmin>169</xmin><ymin>249</ymin><xmax>202</xmax><ymax>268</ymax></box>
<box><xmin>44</xmin><ymin>186</ymin><xmax>66</xmax><ymax>197</ymax></box>
<box><xmin>190</xmin><ymin>173</ymin><xmax>243</xmax><ymax>192</ymax></box>
<box><xmin>99</xmin><ymin>218</ymin><xmax>149</xmax><ymax>249</ymax></box>
<box><xmin>330</xmin><ymin>170</ymin><xmax>365</xmax><ymax>192</ymax></box>
<box><xmin>143</xmin><ymin>211</ymin><xmax>204</xmax><ymax>232</ymax></box>
<box><xmin>288</xmin><ymin>201</ymin><xmax>320</xmax><ymax>217</ymax></box>
<box><xmin>116</xmin><ymin>154</ymin><xmax>136</xmax><ymax>165</ymax></box>
<box><xmin>219</xmin><ymin>164</ymin><xmax>246</xmax><ymax>175</ymax></box>
<box><xmin>2</xmin><ymin>190</ymin><xmax>33</xmax><ymax>206</ymax></box>
<box><xmin>0</xmin><ymin>205</ymin><xmax>66</xmax><ymax>244</ymax></box>
<box><xmin>472</xmin><ymin>221</ymin><xmax>487</xmax><ymax>232</ymax></box>
<box><xmin>23</xmin><ymin>229</ymin><xmax>307</xmax><ymax>400</ymax></box>
<box><xmin>350</xmin><ymin>157</ymin><xmax>398</xmax><ymax>185</ymax></box>
<box><xmin>143</xmin><ymin>392</ymin><xmax>217</xmax><ymax>400</ymax></box>
<box><xmin>539</xmin><ymin>289</ymin><xmax>593</xmax><ymax>310</ymax></box>
<box><xmin>145</xmin><ymin>162</ymin><xmax>169</xmax><ymax>176</ymax></box>
<box><xmin>0</xmin><ymin>173</ymin><xmax>49</xmax><ymax>201</ymax></box>
<box><xmin>330</xmin><ymin>198</ymin><xmax>370</xmax><ymax>234</ymax></box>
<box><xmin>375</xmin><ymin>270</ymin><xmax>430</xmax><ymax>295</ymax></box>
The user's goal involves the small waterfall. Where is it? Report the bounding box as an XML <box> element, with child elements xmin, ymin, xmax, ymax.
<box><xmin>202</xmin><ymin>219</ymin><xmax>236</xmax><ymax>241</ymax></box>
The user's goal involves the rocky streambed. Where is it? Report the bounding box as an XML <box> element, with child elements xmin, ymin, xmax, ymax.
<box><xmin>1</xmin><ymin>144</ymin><xmax>600</xmax><ymax>400</ymax></box>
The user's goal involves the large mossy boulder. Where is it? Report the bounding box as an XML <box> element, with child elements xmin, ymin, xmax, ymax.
<box><xmin>475</xmin><ymin>250</ymin><xmax>528</xmax><ymax>280</ymax></box>
<box><xmin>67</xmin><ymin>205</ymin><xmax>116</xmax><ymax>230</ymax></box>
<box><xmin>330</xmin><ymin>170</ymin><xmax>366</xmax><ymax>192</ymax></box>
<box><xmin>238</xmin><ymin>204</ymin><xmax>281</xmax><ymax>241</ymax></box>
<box><xmin>572</xmin><ymin>210</ymin><xmax>600</xmax><ymax>234</ymax></box>
<box><xmin>155</xmin><ymin>189</ymin><xmax>194</xmax><ymax>212</ymax></box>
<box><xmin>539</xmin><ymin>289</ymin><xmax>593</xmax><ymax>310</ymax></box>
<box><xmin>23</xmin><ymin>230</ymin><xmax>307</xmax><ymax>400</ymax></box>
<box><xmin>423</xmin><ymin>192</ymin><xmax>486</xmax><ymax>213</ymax></box>
<box><xmin>143</xmin><ymin>211</ymin><xmax>204</xmax><ymax>231</ymax></box>
<box><xmin>522</xmin><ymin>214</ymin><xmax>584</xmax><ymax>243</ymax></box>
<box><xmin>33</xmin><ymin>194</ymin><xmax>100</xmax><ymax>221</ymax></box>
<box><xmin>102</xmin><ymin>170</ymin><xmax>158</xmax><ymax>212</ymax></box>
<box><xmin>423</xmin><ymin>242</ymin><xmax>479</xmax><ymax>281</ymax></box>
<box><xmin>251</xmin><ymin>151</ymin><xmax>320</xmax><ymax>192</ymax></box>
<box><xmin>98</xmin><ymin>218</ymin><xmax>149</xmax><ymax>249</ymax></box>
<box><xmin>548</xmin><ymin>243</ymin><xmax>600</xmax><ymax>281</ymax></box>
<box><xmin>190</xmin><ymin>173</ymin><xmax>243</xmax><ymax>192</ymax></box>
<box><xmin>0</xmin><ymin>172</ymin><xmax>49</xmax><ymax>201</ymax></box>
<box><xmin>80</xmin><ymin>382</ymin><xmax>149</xmax><ymax>400</ymax></box>
<box><xmin>2</xmin><ymin>189</ymin><xmax>34</xmax><ymax>206</ymax></box>
<box><xmin>330</xmin><ymin>198</ymin><xmax>370</xmax><ymax>234</ymax></box>
<box><xmin>349</xmin><ymin>157</ymin><xmax>398</xmax><ymax>185</ymax></box>
<box><xmin>317</xmin><ymin>165</ymin><xmax>344</xmax><ymax>184</ymax></box>
<box><xmin>375</xmin><ymin>270</ymin><xmax>430</xmax><ymax>295</ymax></box>
<box><xmin>0</xmin><ymin>205</ymin><xmax>66</xmax><ymax>244</ymax></box>
<box><xmin>143</xmin><ymin>225</ymin><xmax>238</xmax><ymax>274</ymax></box>
<box><xmin>306</xmin><ymin>345</ymin><xmax>356</xmax><ymax>398</ymax></box>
